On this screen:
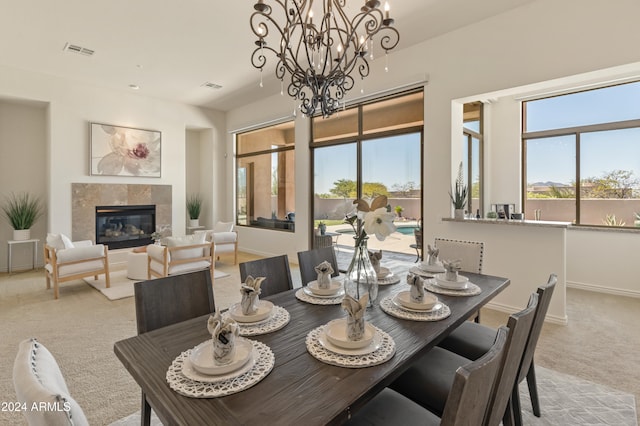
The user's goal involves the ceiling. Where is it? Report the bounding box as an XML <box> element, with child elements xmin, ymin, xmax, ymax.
<box><xmin>0</xmin><ymin>0</ymin><xmax>536</xmax><ymax>112</ymax></box>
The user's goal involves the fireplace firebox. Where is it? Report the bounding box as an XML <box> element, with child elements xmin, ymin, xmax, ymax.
<box><xmin>95</xmin><ymin>205</ymin><xmax>155</xmax><ymax>249</ymax></box>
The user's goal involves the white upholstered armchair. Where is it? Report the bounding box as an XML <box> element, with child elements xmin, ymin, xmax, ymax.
<box><xmin>44</xmin><ymin>233</ymin><xmax>110</xmax><ymax>299</ymax></box>
<box><xmin>147</xmin><ymin>233</ymin><xmax>214</xmax><ymax>280</ymax></box>
<box><xmin>195</xmin><ymin>221</ymin><xmax>238</xmax><ymax>264</ymax></box>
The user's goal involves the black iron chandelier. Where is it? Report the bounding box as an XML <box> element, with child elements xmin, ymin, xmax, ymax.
<box><xmin>250</xmin><ymin>0</ymin><xmax>400</xmax><ymax>118</ymax></box>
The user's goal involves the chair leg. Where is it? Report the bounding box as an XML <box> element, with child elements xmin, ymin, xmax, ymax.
<box><xmin>414</xmin><ymin>248</ymin><xmax>420</xmax><ymax>262</ymax></box>
<box><xmin>141</xmin><ymin>392</ymin><xmax>151</xmax><ymax>426</ymax></box>
<box><xmin>526</xmin><ymin>362</ymin><xmax>541</xmax><ymax>417</ymax></box>
<box><xmin>511</xmin><ymin>380</ymin><xmax>523</xmax><ymax>426</ymax></box>
<box><xmin>474</xmin><ymin>310</ymin><xmax>481</xmax><ymax>323</ymax></box>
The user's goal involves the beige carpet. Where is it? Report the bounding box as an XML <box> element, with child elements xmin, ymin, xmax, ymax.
<box><xmin>1</xmin><ymin>253</ymin><xmax>638</xmax><ymax>425</ymax></box>
<box><xmin>83</xmin><ymin>269</ymin><xmax>231</xmax><ymax>300</ymax></box>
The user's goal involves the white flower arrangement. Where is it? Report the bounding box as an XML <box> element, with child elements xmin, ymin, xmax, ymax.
<box><xmin>345</xmin><ymin>195</ymin><xmax>397</xmax><ymax>246</ymax></box>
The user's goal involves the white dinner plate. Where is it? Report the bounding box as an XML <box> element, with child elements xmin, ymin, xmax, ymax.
<box><xmin>303</xmin><ymin>286</ymin><xmax>345</xmax><ymax>299</ymax></box>
<box><xmin>394</xmin><ymin>291</ymin><xmax>439</xmax><ymax>310</ymax></box>
<box><xmin>317</xmin><ymin>328</ymin><xmax>382</xmax><ymax>356</ymax></box>
<box><xmin>419</xmin><ymin>263</ymin><xmax>446</xmax><ymax>273</ymax></box>
<box><xmin>391</xmin><ymin>295</ymin><xmax>444</xmax><ymax>313</ymax></box>
<box><xmin>324</xmin><ymin>318</ymin><xmax>375</xmax><ymax>350</ymax></box>
<box><xmin>435</xmin><ymin>274</ymin><xmax>469</xmax><ymax>290</ymax></box>
<box><xmin>229</xmin><ymin>300</ymin><xmax>274</xmax><ymax>323</ymax></box>
<box><xmin>376</xmin><ymin>266</ymin><xmax>391</xmax><ymax>279</ymax></box>
<box><xmin>307</xmin><ymin>279</ymin><xmax>343</xmax><ymax>296</ymax></box>
<box><xmin>182</xmin><ymin>344</ymin><xmax>257</xmax><ymax>383</ymax></box>
<box><xmin>189</xmin><ymin>338</ymin><xmax>253</xmax><ymax>376</ymax></box>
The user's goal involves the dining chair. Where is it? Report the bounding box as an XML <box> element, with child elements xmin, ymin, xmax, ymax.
<box><xmin>297</xmin><ymin>247</ymin><xmax>340</xmax><ymax>286</ymax></box>
<box><xmin>13</xmin><ymin>338</ymin><xmax>89</xmax><ymax>426</ymax></box>
<box><xmin>239</xmin><ymin>254</ymin><xmax>294</xmax><ymax>297</ymax></box>
<box><xmin>346</xmin><ymin>327</ymin><xmax>508</xmax><ymax>426</ymax></box>
<box><xmin>438</xmin><ymin>274</ymin><xmax>557</xmax><ymax>426</ymax></box>
<box><xmin>390</xmin><ymin>292</ymin><xmax>539</xmax><ymax>426</ymax></box>
<box><xmin>434</xmin><ymin>237</ymin><xmax>484</xmax><ymax>322</ymax></box>
<box><xmin>134</xmin><ymin>270</ymin><xmax>216</xmax><ymax>425</ymax></box>
<box><xmin>409</xmin><ymin>227</ymin><xmax>423</xmax><ymax>262</ymax></box>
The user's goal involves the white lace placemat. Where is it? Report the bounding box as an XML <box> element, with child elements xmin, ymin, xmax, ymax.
<box><xmin>425</xmin><ymin>280</ymin><xmax>482</xmax><ymax>296</ymax></box>
<box><xmin>379</xmin><ymin>296</ymin><xmax>451</xmax><ymax>321</ymax></box>
<box><xmin>305</xmin><ymin>325</ymin><xmax>395</xmax><ymax>368</ymax></box>
<box><xmin>222</xmin><ymin>306</ymin><xmax>290</xmax><ymax>336</ymax></box>
<box><xmin>295</xmin><ymin>288</ymin><xmax>343</xmax><ymax>305</ymax></box>
<box><xmin>166</xmin><ymin>339</ymin><xmax>274</xmax><ymax>398</ymax></box>
<box><xmin>377</xmin><ymin>272</ymin><xmax>401</xmax><ymax>286</ymax></box>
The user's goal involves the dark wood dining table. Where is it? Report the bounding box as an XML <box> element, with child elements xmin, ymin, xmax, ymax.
<box><xmin>114</xmin><ymin>270</ymin><xmax>509</xmax><ymax>425</ymax></box>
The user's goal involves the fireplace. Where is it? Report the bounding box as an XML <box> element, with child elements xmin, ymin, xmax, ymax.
<box><xmin>95</xmin><ymin>205</ymin><xmax>155</xmax><ymax>249</ymax></box>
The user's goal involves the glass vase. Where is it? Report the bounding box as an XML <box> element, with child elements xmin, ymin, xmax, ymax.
<box><xmin>344</xmin><ymin>237</ymin><xmax>378</xmax><ymax>308</ymax></box>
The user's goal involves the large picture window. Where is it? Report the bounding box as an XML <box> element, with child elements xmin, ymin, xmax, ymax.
<box><xmin>523</xmin><ymin>81</ymin><xmax>640</xmax><ymax>227</ymax></box>
<box><xmin>236</xmin><ymin>120</ymin><xmax>295</xmax><ymax>231</ymax></box>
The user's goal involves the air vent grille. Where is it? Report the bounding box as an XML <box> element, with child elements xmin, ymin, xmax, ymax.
<box><xmin>202</xmin><ymin>82</ymin><xmax>223</xmax><ymax>90</ymax></box>
<box><xmin>63</xmin><ymin>42</ymin><xmax>95</xmax><ymax>56</ymax></box>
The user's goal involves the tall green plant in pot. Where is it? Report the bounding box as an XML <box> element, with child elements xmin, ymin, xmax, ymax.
<box><xmin>449</xmin><ymin>162</ymin><xmax>468</xmax><ymax>220</ymax></box>
<box><xmin>186</xmin><ymin>194</ymin><xmax>202</xmax><ymax>227</ymax></box>
<box><xmin>2</xmin><ymin>192</ymin><xmax>43</xmax><ymax>241</ymax></box>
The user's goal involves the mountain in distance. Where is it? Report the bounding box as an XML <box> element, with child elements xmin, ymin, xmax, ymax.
<box><xmin>529</xmin><ymin>181</ymin><xmax>570</xmax><ymax>187</ymax></box>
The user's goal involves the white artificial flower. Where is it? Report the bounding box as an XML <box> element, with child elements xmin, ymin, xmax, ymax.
<box><xmin>363</xmin><ymin>207</ymin><xmax>396</xmax><ymax>241</ymax></box>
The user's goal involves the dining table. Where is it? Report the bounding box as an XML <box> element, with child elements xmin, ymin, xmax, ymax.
<box><xmin>114</xmin><ymin>266</ymin><xmax>510</xmax><ymax>425</ymax></box>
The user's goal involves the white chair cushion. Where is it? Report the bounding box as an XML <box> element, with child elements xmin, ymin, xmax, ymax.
<box><xmin>55</xmin><ymin>245</ymin><xmax>105</xmax><ymax>264</ymax></box>
<box><xmin>213</xmin><ymin>221</ymin><xmax>234</xmax><ymax>233</ymax></box>
<box><xmin>57</xmin><ymin>260</ymin><xmax>106</xmax><ymax>278</ymax></box>
<box><xmin>166</xmin><ymin>233</ymin><xmax>206</xmax><ymax>260</ymax></box>
<box><xmin>13</xmin><ymin>338</ymin><xmax>89</xmax><ymax>426</ymax></box>
<box><xmin>168</xmin><ymin>260</ymin><xmax>212</xmax><ymax>275</ymax></box>
<box><xmin>213</xmin><ymin>231</ymin><xmax>237</xmax><ymax>244</ymax></box>
<box><xmin>60</xmin><ymin>235</ymin><xmax>74</xmax><ymax>249</ymax></box>
<box><xmin>46</xmin><ymin>234</ymin><xmax>65</xmax><ymax>251</ymax></box>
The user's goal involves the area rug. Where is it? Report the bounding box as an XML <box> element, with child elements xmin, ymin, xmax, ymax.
<box><xmin>108</xmin><ymin>367</ymin><xmax>637</xmax><ymax>425</ymax></box>
<box><xmin>83</xmin><ymin>269</ymin><xmax>230</xmax><ymax>301</ymax></box>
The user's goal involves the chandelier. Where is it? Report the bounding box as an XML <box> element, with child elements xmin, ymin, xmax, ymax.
<box><xmin>250</xmin><ymin>0</ymin><xmax>400</xmax><ymax>118</ymax></box>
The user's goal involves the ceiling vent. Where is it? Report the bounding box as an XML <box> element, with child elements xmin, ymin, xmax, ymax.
<box><xmin>63</xmin><ymin>42</ymin><xmax>95</xmax><ymax>56</ymax></box>
<box><xmin>201</xmin><ymin>82</ymin><xmax>223</xmax><ymax>90</ymax></box>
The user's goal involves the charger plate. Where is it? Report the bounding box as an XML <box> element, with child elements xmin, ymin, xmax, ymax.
<box><xmin>306</xmin><ymin>325</ymin><xmax>395</xmax><ymax>368</ymax></box>
<box><xmin>377</xmin><ymin>271</ymin><xmax>401</xmax><ymax>286</ymax></box>
<box><xmin>222</xmin><ymin>305</ymin><xmax>290</xmax><ymax>336</ymax></box>
<box><xmin>380</xmin><ymin>296</ymin><xmax>451</xmax><ymax>321</ymax></box>
<box><xmin>166</xmin><ymin>339</ymin><xmax>274</xmax><ymax>398</ymax></box>
<box><xmin>295</xmin><ymin>288</ymin><xmax>343</xmax><ymax>305</ymax></box>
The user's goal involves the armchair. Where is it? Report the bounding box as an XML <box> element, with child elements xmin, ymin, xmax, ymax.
<box><xmin>195</xmin><ymin>221</ymin><xmax>238</xmax><ymax>264</ymax></box>
<box><xmin>44</xmin><ymin>233</ymin><xmax>110</xmax><ymax>299</ymax></box>
<box><xmin>147</xmin><ymin>233</ymin><xmax>214</xmax><ymax>280</ymax></box>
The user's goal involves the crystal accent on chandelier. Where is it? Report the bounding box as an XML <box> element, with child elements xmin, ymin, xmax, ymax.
<box><xmin>250</xmin><ymin>0</ymin><xmax>400</xmax><ymax>118</ymax></box>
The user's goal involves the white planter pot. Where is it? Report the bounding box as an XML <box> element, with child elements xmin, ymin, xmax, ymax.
<box><xmin>188</xmin><ymin>219</ymin><xmax>200</xmax><ymax>227</ymax></box>
<box><xmin>454</xmin><ymin>209</ymin><xmax>465</xmax><ymax>220</ymax></box>
<box><xmin>13</xmin><ymin>229</ymin><xmax>31</xmax><ymax>241</ymax></box>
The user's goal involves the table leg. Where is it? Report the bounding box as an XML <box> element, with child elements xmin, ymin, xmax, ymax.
<box><xmin>33</xmin><ymin>240</ymin><xmax>38</xmax><ymax>270</ymax></box>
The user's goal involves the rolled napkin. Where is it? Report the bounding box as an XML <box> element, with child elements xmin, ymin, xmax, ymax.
<box><xmin>368</xmin><ymin>250</ymin><xmax>383</xmax><ymax>274</ymax></box>
<box><xmin>442</xmin><ymin>259</ymin><xmax>462</xmax><ymax>282</ymax></box>
<box><xmin>314</xmin><ymin>261</ymin><xmax>334</xmax><ymax>289</ymax></box>
<box><xmin>207</xmin><ymin>311</ymin><xmax>239</xmax><ymax>365</ymax></box>
<box><xmin>426</xmin><ymin>244</ymin><xmax>440</xmax><ymax>266</ymax></box>
<box><xmin>407</xmin><ymin>273</ymin><xmax>425</xmax><ymax>303</ymax></box>
<box><xmin>240</xmin><ymin>275</ymin><xmax>265</xmax><ymax>315</ymax></box>
<box><xmin>341</xmin><ymin>293</ymin><xmax>369</xmax><ymax>341</ymax></box>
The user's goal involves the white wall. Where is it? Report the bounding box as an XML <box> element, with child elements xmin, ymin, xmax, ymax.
<box><xmin>0</xmin><ymin>65</ymin><xmax>225</xmax><ymax>246</ymax></box>
<box><xmin>226</xmin><ymin>0</ymin><xmax>640</xmax><ymax>319</ymax></box>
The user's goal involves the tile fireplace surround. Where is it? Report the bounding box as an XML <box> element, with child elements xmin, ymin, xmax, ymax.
<box><xmin>71</xmin><ymin>183</ymin><xmax>172</xmax><ymax>243</ymax></box>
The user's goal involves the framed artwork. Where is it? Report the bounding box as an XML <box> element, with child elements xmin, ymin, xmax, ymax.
<box><xmin>90</xmin><ymin>122</ymin><xmax>161</xmax><ymax>177</ymax></box>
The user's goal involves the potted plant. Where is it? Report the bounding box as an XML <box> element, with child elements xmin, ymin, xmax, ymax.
<box><xmin>449</xmin><ymin>162</ymin><xmax>467</xmax><ymax>220</ymax></box>
<box><xmin>186</xmin><ymin>194</ymin><xmax>202</xmax><ymax>227</ymax></box>
<box><xmin>318</xmin><ymin>221</ymin><xmax>327</xmax><ymax>235</ymax></box>
<box><xmin>2</xmin><ymin>192</ymin><xmax>43</xmax><ymax>241</ymax></box>
<box><xmin>394</xmin><ymin>205</ymin><xmax>404</xmax><ymax>218</ymax></box>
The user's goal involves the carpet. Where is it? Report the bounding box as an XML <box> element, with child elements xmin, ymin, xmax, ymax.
<box><xmin>83</xmin><ymin>269</ymin><xmax>230</xmax><ymax>300</ymax></box>
<box><xmin>109</xmin><ymin>367</ymin><xmax>637</xmax><ymax>425</ymax></box>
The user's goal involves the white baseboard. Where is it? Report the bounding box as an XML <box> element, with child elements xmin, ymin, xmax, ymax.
<box><xmin>567</xmin><ymin>280</ymin><xmax>640</xmax><ymax>298</ymax></box>
<box><xmin>484</xmin><ymin>301</ymin><xmax>568</xmax><ymax>325</ymax></box>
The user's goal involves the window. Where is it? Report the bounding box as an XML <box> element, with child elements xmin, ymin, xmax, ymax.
<box><xmin>523</xmin><ymin>81</ymin><xmax>640</xmax><ymax>227</ymax></box>
<box><xmin>463</xmin><ymin>102</ymin><xmax>483</xmax><ymax>216</ymax></box>
<box><xmin>236</xmin><ymin>120</ymin><xmax>295</xmax><ymax>231</ymax></box>
<box><xmin>311</xmin><ymin>90</ymin><xmax>423</xmax><ymax>253</ymax></box>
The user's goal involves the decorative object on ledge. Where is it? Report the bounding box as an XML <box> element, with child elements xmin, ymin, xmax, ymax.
<box><xmin>449</xmin><ymin>162</ymin><xmax>467</xmax><ymax>220</ymax></box>
<box><xmin>1</xmin><ymin>192</ymin><xmax>43</xmax><ymax>241</ymax></box>
<box><xmin>186</xmin><ymin>194</ymin><xmax>203</xmax><ymax>227</ymax></box>
<box><xmin>90</xmin><ymin>122</ymin><xmax>161</xmax><ymax>177</ymax></box>
<box><xmin>250</xmin><ymin>0</ymin><xmax>400</xmax><ymax>118</ymax></box>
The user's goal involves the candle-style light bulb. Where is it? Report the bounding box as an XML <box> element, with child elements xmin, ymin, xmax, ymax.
<box><xmin>384</xmin><ymin>2</ymin><xmax>390</xmax><ymax>19</ymax></box>
<box><xmin>308</xmin><ymin>9</ymin><xmax>313</xmax><ymax>24</ymax></box>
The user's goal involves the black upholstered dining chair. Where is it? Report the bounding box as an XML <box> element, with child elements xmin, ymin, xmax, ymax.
<box><xmin>390</xmin><ymin>292</ymin><xmax>539</xmax><ymax>426</ymax></box>
<box><xmin>297</xmin><ymin>246</ymin><xmax>340</xmax><ymax>286</ymax></box>
<box><xmin>346</xmin><ymin>327</ymin><xmax>509</xmax><ymax>425</ymax></box>
<box><xmin>133</xmin><ymin>270</ymin><xmax>216</xmax><ymax>426</ymax></box>
<box><xmin>239</xmin><ymin>254</ymin><xmax>294</xmax><ymax>297</ymax></box>
<box><xmin>438</xmin><ymin>274</ymin><xmax>557</xmax><ymax>426</ymax></box>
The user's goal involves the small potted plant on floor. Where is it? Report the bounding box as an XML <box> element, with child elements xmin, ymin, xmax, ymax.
<box><xmin>186</xmin><ymin>194</ymin><xmax>202</xmax><ymax>227</ymax></box>
<box><xmin>449</xmin><ymin>162</ymin><xmax>467</xmax><ymax>220</ymax></box>
<box><xmin>2</xmin><ymin>192</ymin><xmax>43</xmax><ymax>241</ymax></box>
<box><xmin>394</xmin><ymin>205</ymin><xmax>404</xmax><ymax>218</ymax></box>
